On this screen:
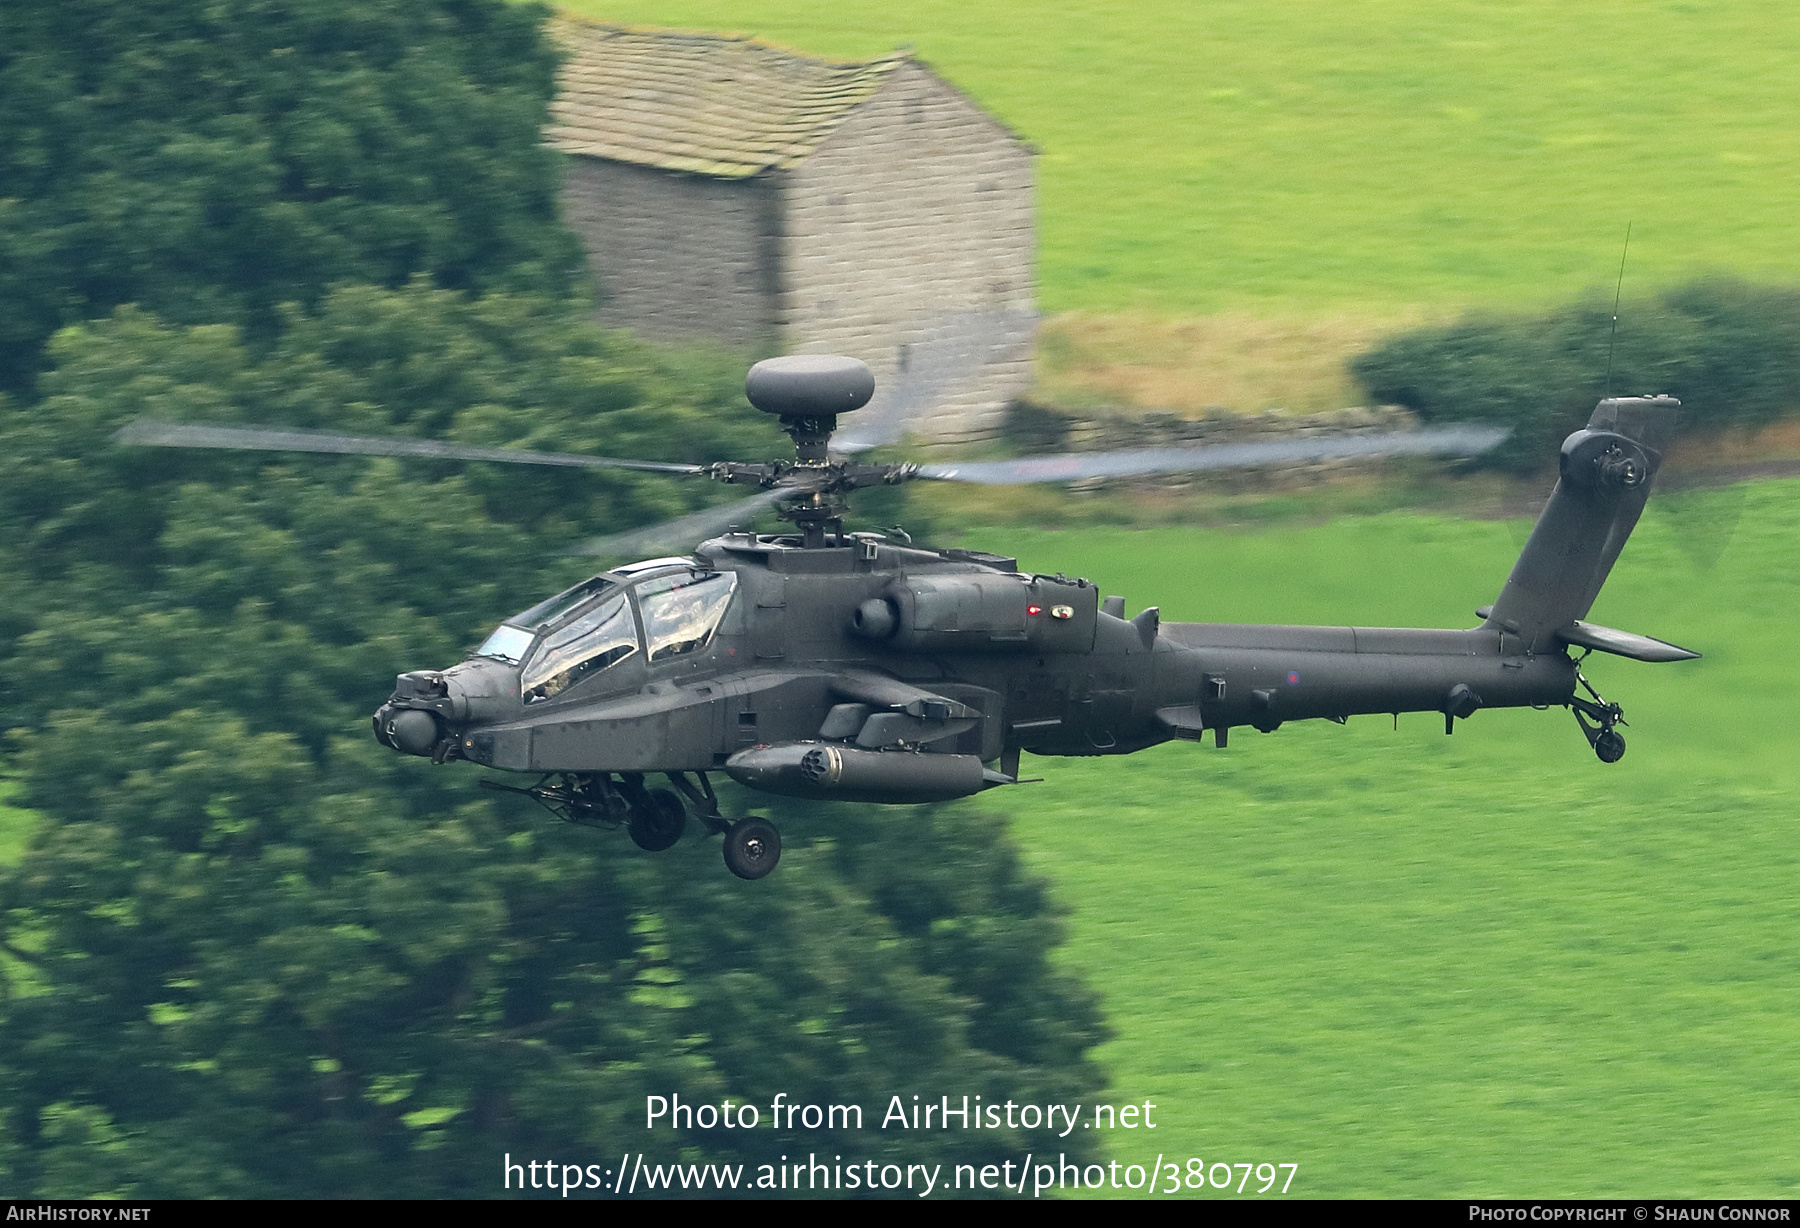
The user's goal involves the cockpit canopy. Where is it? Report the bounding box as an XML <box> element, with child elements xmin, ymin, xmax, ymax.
<box><xmin>474</xmin><ymin>560</ymin><xmax>738</xmax><ymax>703</ymax></box>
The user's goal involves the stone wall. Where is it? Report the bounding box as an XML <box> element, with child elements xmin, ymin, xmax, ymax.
<box><xmin>781</xmin><ymin>62</ymin><xmax>1035</xmax><ymax>447</ymax></box>
<box><xmin>560</xmin><ymin>156</ymin><xmax>780</xmax><ymax>354</ymax></box>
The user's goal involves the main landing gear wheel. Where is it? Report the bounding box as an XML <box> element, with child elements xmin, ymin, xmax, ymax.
<box><xmin>628</xmin><ymin>788</ymin><xmax>688</xmax><ymax>852</ymax></box>
<box><xmin>722</xmin><ymin>817</ymin><xmax>781</xmax><ymax>880</ymax></box>
<box><xmin>1593</xmin><ymin>729</ymin><xmax>1626</xmax><ymax>763</ymax></box>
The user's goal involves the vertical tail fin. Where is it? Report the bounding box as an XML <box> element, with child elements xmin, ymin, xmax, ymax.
<box><xmin>1485</xmin><ymin>396</ymin><xmax>1680</xmax><ymax>652</ymax></box>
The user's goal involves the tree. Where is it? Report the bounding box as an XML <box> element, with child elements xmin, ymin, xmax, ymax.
<box><xmin>0</xmin><ymin>0</ymin><xmax>581</xmax><ymax>396</ymax></box>
<box><xmin>0</xmin><ymin>302</ymin><xmax>1108</xmax><ymax>1197</ymax></box>
<box><xmin>0</xmin><ymin>0</ymin><xmax>1111</xmax><ymax>1191</ymax></box>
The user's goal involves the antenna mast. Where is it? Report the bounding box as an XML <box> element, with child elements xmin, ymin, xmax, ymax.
<box><xmin>1604</xmin><ymin>223</ymin><xmax>1633</xmax><ymax>397</ymax></box>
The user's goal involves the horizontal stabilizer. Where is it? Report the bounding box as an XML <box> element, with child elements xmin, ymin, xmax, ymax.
<box><xmin>1556</xmin><ymin>620</ymin><xmax>1700</xmax><ymax>663</ymax></box>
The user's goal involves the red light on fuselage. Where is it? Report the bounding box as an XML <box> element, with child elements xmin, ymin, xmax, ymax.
<box><xmin>1027</xmin><ymin>604</ymin><xmax>1042</xmax><ymax>616</ymax></box>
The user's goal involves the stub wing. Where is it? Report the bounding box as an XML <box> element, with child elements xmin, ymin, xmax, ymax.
<box><xmin>1153</xmin><ymin>704</ymin><xmax>1207</xmax><ymax>741</ymax></box>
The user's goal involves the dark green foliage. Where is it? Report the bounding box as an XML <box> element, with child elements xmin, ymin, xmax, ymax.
<box><xmin>0</xmin><ymin>300</ymin><xmax>1105</xmax><ymax>1197</ymax></box>
<box><xmin>0</xmin><ymin>0</ymin><xmax>581</xmax><ymax>396</ymax></box>
<box><xmin>1351</xmin><ymin>279</ymin><xmax>1800</xmax><ymax>470</ymax></box>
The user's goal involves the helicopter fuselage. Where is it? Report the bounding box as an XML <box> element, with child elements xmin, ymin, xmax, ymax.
<box><xmin>374</xmin><ymin>532</ymin><xmax>1575</xmax><ymax>800</ymax></box>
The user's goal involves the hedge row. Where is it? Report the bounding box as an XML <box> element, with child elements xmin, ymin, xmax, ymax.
<box><xmin>1351</xmin><ymin>278</ymin><xmax>1800</xmax><ymax>470</ymax></box>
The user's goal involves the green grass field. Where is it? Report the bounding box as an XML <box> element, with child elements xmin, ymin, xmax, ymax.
<box><xmin>949</xmin><ymin>479</ymin><xmax>1800</xmax><ymax>1197</ymax></box>
<box><xmin>562</xmin><ymin>1</ymin><xmax>1800</xmax><ymax>317</ymax></box>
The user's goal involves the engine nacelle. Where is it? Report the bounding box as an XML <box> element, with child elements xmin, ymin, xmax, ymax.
<box><xmin>850</xmin><ymin>573</ymin><xmax>1097</xmax><ymax>653</ymax></box>
<box><xmin>724</xmin><ymin>743</ymin><xmax>997</xmax><ymax>803</ymax></box>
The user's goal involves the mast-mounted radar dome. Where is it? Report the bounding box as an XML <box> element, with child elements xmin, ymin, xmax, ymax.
<box><xmin>745</xmin><ymin>355</ymin><xmax>875</xmax><ymax>418</ymax></box>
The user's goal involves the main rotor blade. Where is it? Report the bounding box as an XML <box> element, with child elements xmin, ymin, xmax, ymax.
<box><xmin>112</xmin><ymin>420</ymin><xmax>706</xmax><ymax>475</ymax></box>
<box><xmin>565</xmin><ymin>488</ymin><xmax>789</xmax><ymax>558</ymax></box>
<box><xmin>913</xmin><ymin>426</ymin><xmax>1511</xmax><ymax>485</ymax></box>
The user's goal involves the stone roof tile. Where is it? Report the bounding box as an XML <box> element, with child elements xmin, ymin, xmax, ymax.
<box><xmin>547</xmin><ymin>15</ymin><xmax>904</xmax><ymax>178</ymax></box>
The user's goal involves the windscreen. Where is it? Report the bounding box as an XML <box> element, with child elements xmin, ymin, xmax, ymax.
<box><xmin>474</xmin><ymin>623</ymin><xmax>535</xmax><ymax>664</ymax></box>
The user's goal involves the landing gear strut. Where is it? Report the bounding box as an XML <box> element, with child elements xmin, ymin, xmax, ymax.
<box><xmin>1569</xmin><ymin>657</ymin><xmax>1628</xmax><ymax>763</ymax></box>
<box><xmin>666</xmin><ymin>771</ymin><xmax>730</xmax><ymax>835</ymax></box>
<box><xmin>670</xmin><ymin>773</ymin><xmax>782</xmax><ymax>879</ymax></box>
<box><xmin>482</xmin><ymin>769</ymin><xmax>784</xmax><ymax>878</ymax></box>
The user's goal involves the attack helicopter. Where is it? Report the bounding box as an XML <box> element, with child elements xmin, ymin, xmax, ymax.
<box><xmin>115</xmin><ymin>355</ymin><xmax>1698</xmax><ymax>879</ymax></box>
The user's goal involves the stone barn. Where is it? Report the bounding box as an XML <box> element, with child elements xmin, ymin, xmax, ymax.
<box><xmin>547</xmin><ymin>17</ymin><xmax>1037</xmax><ymax>446</ymax></box>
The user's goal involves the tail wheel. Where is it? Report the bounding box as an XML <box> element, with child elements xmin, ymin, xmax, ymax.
<box><xmin>1571</xmin><ymin>661</ymin><xmax>1629</xmax><ymax>765</ymax></box>
<box><xmin>628</xmin><ymin>789</ymin><xmax>687</xmax><ymax>852</ymax></box>
<box><xmin>722</xmin><ymin>817</ymin><xmax>781</xmax><ymax>880</ymax></box>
